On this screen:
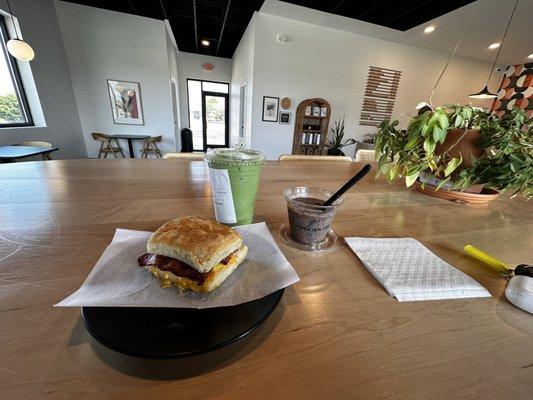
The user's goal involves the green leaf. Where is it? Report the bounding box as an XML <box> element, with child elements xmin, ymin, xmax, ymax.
<box><xmin>387</xmin><ymin>165</ymin><xmax>400</xmax><ymax>183</ymax></box>
<box><xmin>405</xmin><ymin>171</ymin><xmax>420</xmax><ymax>187</ymax></box>
<box><xmin>437</xmin><ymin>114</ymin><xmax>449</xmax><ymax>130</ymax></box>
<box><xmin>423</xmin><ymin>137</ymin><xmax>436</xmax><ymax>154</ymax></box>
<box><xmin>432</xmin><ymin>126</ymin><xmax>446</xmax><ymax>144</ymax></box>
<box><xmin>454</xmin><ymin>114</ymin><xmax>463</xmax><ymax>128</ymax></box>
<box><xmin>444</xmin><ymin>157</ymin><xmax>462</xmax><ymax>177</ymax></box>
<box><xmin>436</xmin><ymin>177</ymin><xmax>451</xmax><ymax>190</ymax></box>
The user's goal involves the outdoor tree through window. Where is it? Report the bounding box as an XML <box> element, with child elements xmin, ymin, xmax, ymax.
<box><xmin>0</xmin><ymin>16</ymin><xmax>32</xmax><ymax>127</ymax></box>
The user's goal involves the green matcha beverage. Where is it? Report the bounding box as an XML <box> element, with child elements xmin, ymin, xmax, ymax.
<box><xmin>205</xmin><ymin>148</ymin><xmax>265</xmax><ymax>226</ymax></box>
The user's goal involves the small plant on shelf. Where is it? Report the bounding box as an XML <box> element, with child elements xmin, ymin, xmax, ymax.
<box><xmin>375</xmin><ymin>105</ymin><xmax>532</xmax><ymax>198</ymax></box>
<box><xmin>326</xmin><ymin>117</ymin><xmax>356</xmax><ymax>156</ymax></box>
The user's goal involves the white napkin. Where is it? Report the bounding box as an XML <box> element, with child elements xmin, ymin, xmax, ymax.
<box><xmin>345</xmin><ymin>237</ymin><xmax>490</xmax><ymax>302</ymax></box>
<box><xmin>56</xmin><ymin>223</ymin><xmax>299</xmax><ymax>309</ymax></box>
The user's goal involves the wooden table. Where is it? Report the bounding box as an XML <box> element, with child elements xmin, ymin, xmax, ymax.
<box><xmin>107</xmin><ymin>134</ymin><xmax>150</xmax><ymax>158</ymax></box>
<box><xmin>0</xmin><ymin>160</ymin><xmax>531</xmax><ymax>400</ymax></box>
<box><xmin>0</xmin><ymin>145</ymin><xmax>58</xmax><ymax>162</ymax></box>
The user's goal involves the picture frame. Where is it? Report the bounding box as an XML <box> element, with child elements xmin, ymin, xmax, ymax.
<box><xmin>320</xmin><ymin>107</ymin><xmax>327</xmax><ymax>117</ymax></box>
<box><xmin>279</xmin><ymin>111</ymin><xmax>291</xmax><ymax>124</ymax></box>
<box><xmin>304</xmin><ymin>106</ymin><xmax>312</xmax><ymax>116</ymax></box>
<box><xmin>107</xmin><ymin>79</ymin><xmax>144</xmax><ymax>125</ymax></box>
<box><xmin>262</xmin><ymin>96</ymin><xmax>279</xmax><ymax>122</ymax></box>
<box><xmin>312</xmin><ymin>106</ymin><xmax>320</xmax><ymax>117</ymax></box>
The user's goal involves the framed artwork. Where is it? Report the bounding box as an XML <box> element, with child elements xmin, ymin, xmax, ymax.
<box><xmin>262</xmin><ymin>96</ymin><xmax>279</xmax><ymax>122</ymax></box>
<box><xmin>320</xmin><ymin>107</ymin><xmax>327</xmax><ymax>117</ymax></box>
<box><xmin>107</xmin><ymin>79</ymin><xmax>144</xmax><ymax>125</ymax></box>
<box><xmin>312</xmin><ymin>106</ymin><xmax>320</xmax><ymax>117</ymax></box>
<box><xmin>304</xmin><ymin>106</ymin><xmax>312</xmax><ymax>116</ymax></box>
<box><xmin>279</xmin><ymin>111</ymin><xmax>291</xmax><ymax>124</ymax></box>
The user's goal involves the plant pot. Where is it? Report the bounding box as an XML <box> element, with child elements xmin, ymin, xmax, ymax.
<box><xmin>327</xmin><ymin>149</ymin><xmax>344</xmax><ymax>156</ymax></box>
<box><xmin>418</xmin><ymin>172</ymin><xmax>483</xmax><ymax>194</ymax></box>
<box><xmin>434</xmin><ymin>128</ymin><xmax>484</xmax><ymax>169</ymax></box>
<box><xmin>413</xmin><ymin>181</ymin><xmax>498</xmax><ymax>204</ymax></box>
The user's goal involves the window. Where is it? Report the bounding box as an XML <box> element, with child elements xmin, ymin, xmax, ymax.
<box><xmin>0</xmin><ymin>16</ymin><xmax>32</xmax><ymax>127</ymax></box>
<box><xmin>187</xmin><ymin>79</ymin><xmax>229</xmax><ymax>151</ymax></box>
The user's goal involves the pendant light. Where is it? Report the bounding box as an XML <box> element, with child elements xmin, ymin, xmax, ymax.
<box><xmin>5</xmin><ymin>0</ymin><xmax>34</xmax><ymax>61</ymax></box>
<box><xmin>469</xmin><ymin>0</ymin><xmax>518</xmax><ymax>99</ymax></box>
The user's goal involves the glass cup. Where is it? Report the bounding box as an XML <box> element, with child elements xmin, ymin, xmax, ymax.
<box><xmin>205</xmin><ymin>148</ymin><xmax>265</xmax><ymax>226</ymax></box>
<box><xmin>281</xmin><ymin>187</ymin><xmax>343</xmax><ymax>251</ymax></box>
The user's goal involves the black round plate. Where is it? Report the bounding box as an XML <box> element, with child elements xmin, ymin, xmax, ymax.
<box><xmin>81</xmin><ymin>289</ymin><xmax>284</xmax><ymax>359</ymax></box>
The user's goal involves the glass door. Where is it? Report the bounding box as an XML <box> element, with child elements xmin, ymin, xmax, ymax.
<box><xmin>202</xmin><ymin>91</ymin><xmax>229</xmax><ymax>150</ymax></box>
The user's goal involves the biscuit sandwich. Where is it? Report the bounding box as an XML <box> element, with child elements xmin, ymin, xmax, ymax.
<box><xmin>138</xmin><ymin>216</ymin><xmax>248</xmax><ymax>292</ymax></box>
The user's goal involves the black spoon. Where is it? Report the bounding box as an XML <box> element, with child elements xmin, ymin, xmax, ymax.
<box><xmin>323</xmin><ymin>164</ymin><xmax>372</xmax><ymax>206</ymax></box>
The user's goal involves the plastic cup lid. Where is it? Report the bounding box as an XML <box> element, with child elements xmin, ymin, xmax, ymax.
<box><xmin>205</xmin><ymin>148</ymin><xmax>265</xmax><ymax>163</ymax></box>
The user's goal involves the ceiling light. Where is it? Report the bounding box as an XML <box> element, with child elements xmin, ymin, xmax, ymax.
<box><xmin>201</xmin><ymin>40</ymin><xmax>210</xmax><ymax>47</ymax></box>
<box><xmin>528</xmin><ymin>53</ymin><xmax>533</xmax><ymax>59</ymax></box>
<box><xmin>488</xmin><ymin>42</ymin><xmax>500</xmax><ymax>49</ymax></box>
<box><xmin>7</xmin><ymin>39</ymin><xmax>34</xmax><ymax>61</ymax></box>
<box><xmin>469</xmin><ymin>86</ymin><xmax>497</xmax><ymax>99</ymax></box>
<box><xmin>5</xmin><ymin>0</ymin><xmax>35</xmax><ymax>62</ymax></box>
<box><xmin>424</xmin><ymin>26</ymin><xmax>435</xmax><ymax>34</ymax></box>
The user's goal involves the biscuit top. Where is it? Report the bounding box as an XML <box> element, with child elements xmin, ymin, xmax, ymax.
<box><xmin>147</xmin><ymin>216</ymin><xmax>242</xmax><ymax>273</ymax></box>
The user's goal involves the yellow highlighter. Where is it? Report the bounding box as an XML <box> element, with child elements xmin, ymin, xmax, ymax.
<box><xmin>464</xmin><ymin>245</ymin><xmax>512</xmax><ymax>275</ymax></box>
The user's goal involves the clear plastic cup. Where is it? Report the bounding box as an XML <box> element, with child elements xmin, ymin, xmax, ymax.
<box><xmin>281</xmin><ymin>187</ymin><xmax>343</xmax><ymax>251</ymax></box>
<box><xmin>205</xmin><ymin>148</ymin><xmax>265</xmax><ymax>226</ymax></box>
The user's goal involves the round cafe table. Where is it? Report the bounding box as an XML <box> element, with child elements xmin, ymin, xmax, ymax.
<box><xmin>0</xmin><ymin>159</ymin><xmax>531</xmax><ymax>399</ymax></box>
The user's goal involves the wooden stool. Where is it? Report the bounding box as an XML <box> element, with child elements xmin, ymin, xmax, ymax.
<box><xmin>91</xmin><ymin>132</ymin><xmax>125</xmax><ymax>158</ymax></box>
<box><xmin>140</xmin><ymin>136</ymin><xmax>163</xmax><ymax>159</ymax></box>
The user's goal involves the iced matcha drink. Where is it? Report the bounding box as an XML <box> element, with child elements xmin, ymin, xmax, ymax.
<box><xmin>205</xmin><ymin>148</ymin><xmax>265</xmax><ymax>226</ymax></box>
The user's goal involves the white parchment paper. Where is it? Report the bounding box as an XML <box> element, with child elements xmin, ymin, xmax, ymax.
<box><xmin>56</xmin><ymin>223</ymin><xmax>299</xmax><ymax>309</ymax></box>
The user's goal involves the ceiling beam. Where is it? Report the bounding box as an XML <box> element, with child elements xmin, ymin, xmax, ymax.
<box><xmin>332</xmin><ymin>0</ymin><xmax>348</xmax><ymax>12</ymax></box>
<box><xmin>158</xmin><ymin>0</ymin><xmax>169</xmax><ymax>20</ymax></box>
<box><xmin>216</xmin><ymin>0</ymin><xmax>232</xmax><ymax>56</ymax></box>
<box><xmin>193</xmin><ymin>0</ymin><xmax>198</xmax><ymax>52</ymax></box>
<box><xmin>127</xmin><ymin>0</ymin><xmax>138</xmax><ymax>13</ymax></box>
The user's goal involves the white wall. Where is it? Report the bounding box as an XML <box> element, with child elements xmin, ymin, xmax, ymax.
<box><xmin>230</xmin><ymin>17</ymin><xmax>256</xmax><ymax>147</ymax></box>
<box><xmin>165</xmin><ymin>23</ymin><xmax>181</xmax><ymax>148</ymax></box>
<box><xmin>56</xmin><ymin>1</ymin><xmax>176</xmax><ymax>157</ymax></box>
<box><xmin>241</xmin><ymin>13</ymin><xmax>501</xmax><ymax>160</ymax></box>
<box><xmin>0</xmin><ymin>0</ymin><xmax>86</xmax><ymax>159</ymax></box>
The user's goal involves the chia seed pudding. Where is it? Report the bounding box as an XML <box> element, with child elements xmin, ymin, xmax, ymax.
<box><xmin>284</xmin><ymin>188</ymin><xmax>343</xmax><ymax>245</ymax></box>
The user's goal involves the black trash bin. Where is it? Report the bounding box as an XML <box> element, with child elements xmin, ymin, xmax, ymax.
<box><xmin>180</xmin><ymin>128</ymin><xmax>193</xmax><ymax>152</ymax></box>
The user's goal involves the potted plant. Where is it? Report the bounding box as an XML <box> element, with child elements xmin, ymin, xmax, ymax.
<box><xmin>326</xmin><ymin>117</ymin><xmax>356</xmax><ymax>156</ymax></box>
<box><xmin>375</xmin><ymin>105</ymin><xmax>532</xmax><ymax>200</ymax></box>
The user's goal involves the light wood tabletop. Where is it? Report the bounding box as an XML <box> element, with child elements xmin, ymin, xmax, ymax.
<box><xmin>0</xmin><ymin>159</ymin><xmax>532</xmax><ymax>400</ymax></box>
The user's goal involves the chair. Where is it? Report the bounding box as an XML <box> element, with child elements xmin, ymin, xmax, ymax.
<box><xmin>91</xmin><ymin>132</ymin><xmax>125</xmax><ymax>158</ymax></box>
<box><xmin>13</xmin><ymin>141</ymin><xmax>54</xmax><ymax>160</ymax></box>
<box><xmin>354</xmin><ymin>149</ymin><xmax>376</xmax><ymax>163</ymax></box>
<box><xmin>278</xmin><ymin>154</ymin><xmax>353</xmax><ymax>163</ymax></box>
<box><xmin>140</xmin><ymin>135</ymin><xmax>162</xmax><ymax>159</ymax></box>
<box><xmin>162</xmin><ymin>152</ymin><xmax>205</xmax><ymax>160</ymax></box>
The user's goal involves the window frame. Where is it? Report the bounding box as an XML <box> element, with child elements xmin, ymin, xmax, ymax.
<box><xmin>186</xmin><ymin>78</ymin><xmax>229</xmax><ymax>151</ymax></box>
<box><xmin>0</xmin><ymin>15</ymin><xmax>33</xmax><ymax>128</ymax></box>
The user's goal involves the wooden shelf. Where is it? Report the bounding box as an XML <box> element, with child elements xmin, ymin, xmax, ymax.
<box><xmin>292</xmin><ymin>98</ymin><xmax>331</xmax><ymax>155</ymax></box>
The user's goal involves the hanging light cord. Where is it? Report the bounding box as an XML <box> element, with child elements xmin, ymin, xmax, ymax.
<box><xmin>428</xmin><ymin>38</ymin><xmax>462</xmax><ymax>107</ymax></box>
<box><xmin>485</xmin><ymin>0</ymin><xmax>518</xmax><ymax>85</ymax></box>
<box><xmin>5</xmin><ymin>0</ymin><xmax>20</xmax><ymax>39</ymax></box>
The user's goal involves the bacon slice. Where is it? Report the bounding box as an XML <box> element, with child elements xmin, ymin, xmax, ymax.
<box><xmin>138</xmin><ymin>253</ymin><xmax>209</xmax><ymax>284</ymax></box>
<box><xmin>137</xmin><ymin>250</ymin><xmax>237</xmax><ymax>284</ymax></box>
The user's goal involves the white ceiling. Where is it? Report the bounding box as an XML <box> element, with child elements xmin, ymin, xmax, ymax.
<box><xmin>261</xmin><ymin>0</ymin><xmax>533</xmax><ymax>66</ymax></box>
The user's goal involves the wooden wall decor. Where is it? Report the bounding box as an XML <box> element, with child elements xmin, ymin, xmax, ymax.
<box><xmin>359</xmin><ymin>66</ymin><xmax>402</xmax><ymax>126</ymax></box>
<box><xmin>292</xmin><ymin>98</ymin><xmax>331</xmax><ymax>155</ymax></box>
